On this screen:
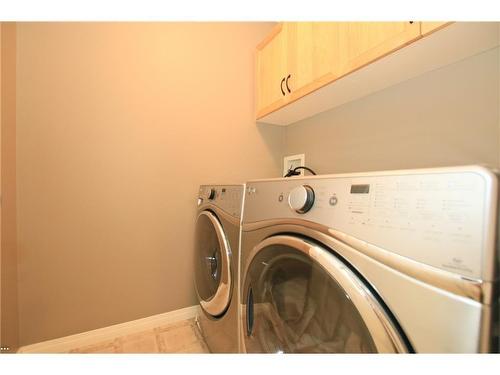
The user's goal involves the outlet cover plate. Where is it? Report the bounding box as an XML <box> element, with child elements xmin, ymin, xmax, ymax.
<box><xmin>283</xmin><ymin>154</ymin><xmax>305</xmax><ymax>177</ymax></box>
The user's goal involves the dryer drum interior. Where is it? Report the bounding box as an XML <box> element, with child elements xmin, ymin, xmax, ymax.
<box><xmin>194</xmin><ymin>210</ymin><xmax>232</xmax><ymax>317</ymax></box>
<box><xmin>242</xmin><ymin>235</ymin><xmax>409</xmax><ymax>353</ymax></box>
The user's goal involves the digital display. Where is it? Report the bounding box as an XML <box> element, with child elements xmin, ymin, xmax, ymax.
<box><xmin>350</xmin><ymin>184</ymin><xmax>370</xmax><ymax>194</ymax></box>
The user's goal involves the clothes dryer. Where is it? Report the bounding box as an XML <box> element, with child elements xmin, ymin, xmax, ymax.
<box><xmin>194</xmin><ymin>185</ymin><xmax>244</xmax><ymax>353</ymax></box>
<box><xmin>240</xmin><ymin>166</ymin><xmax>499</xmax><ymax>353</ymax></box>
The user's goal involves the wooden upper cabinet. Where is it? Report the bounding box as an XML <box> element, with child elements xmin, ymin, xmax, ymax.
<box><xmin>338</xmin><ymin>22</ymin><xmax>421</xmax><ymax>76</ymax></box>
<box><xmin>285</xmin><ymin>22</ymin><xmax>344</xmax><ymax>103</ymax></box>
<box><xmin>256</xmin><ymin>22</ymin><xmax>443</xmax><ymax>121</ymax></box>
<box><xmin>256</xmin><ymin>24</ymin><xmax>288</xmax><ymax>119</ymax></box>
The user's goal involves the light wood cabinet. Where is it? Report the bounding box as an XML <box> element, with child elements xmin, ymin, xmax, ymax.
<box><xmin>255</xmin><ymin>21</ymin><xmax>446</xmax><ymax>121</ymax></box>
<box><xmin>255</xmin><ymin>24</ymin><xmax>288</xmax><ymax>118</ymax></box>
<box><xmin>285</xmin><ymin>22</ymin><xmax>344</xmax><ymax>103</ymax></box>
<box><xmin>338</xmin><ymin>22</ymin><xmax>421</xmax><ymax>76</ymax></box>
<box><xmin>257</xmin><ymin>22</ymin><xmax>346</xmax><ymax>117</ymax></box>
<box><xmin>257</xmin><ymin>23</ymin><xmax>496</xmax><ymax>126</ymax></box>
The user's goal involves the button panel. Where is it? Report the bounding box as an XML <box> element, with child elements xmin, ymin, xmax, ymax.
<box><xmin>243</xmin><ymin>167</ymin><xmax>497</xmax><ymax>279</ymax></box>
<box><xmin>199</xmin><ymin>185</ymin><xmax>244</xmax><ymax>219</ymax></box>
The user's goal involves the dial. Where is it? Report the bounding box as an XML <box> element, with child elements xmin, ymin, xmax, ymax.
<box><xmin>288</xmin><ymin>185</ymin><xmax>315</xmax><ymax>214</ymax></box>
<box><xmin>207</xmin><ymin>188</ymin><xmax>216</xmax><ymax>200</ymax></box>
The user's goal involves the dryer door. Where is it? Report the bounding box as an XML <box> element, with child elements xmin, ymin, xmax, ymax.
<box><xmin>242</xmin><ymin>235</ymin><xmax>408</xmax><ymax>353</ymax></box>
<box><xmin>194</xmin><ymin>210</ymin><xmax>232</xmax><ymax>317</ymax></box>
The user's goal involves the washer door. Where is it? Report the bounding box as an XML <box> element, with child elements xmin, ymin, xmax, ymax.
<box><xmin>242</xmin><ymin>235</ymin><xmax>408</xmax><ymax>353</ymax></box>
<box><xmin>194</xmin><ymin>210</ymin><xmax>232</xmax><ymax>317</ymax></box>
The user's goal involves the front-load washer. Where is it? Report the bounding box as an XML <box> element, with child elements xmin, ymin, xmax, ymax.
<box><xmin>194</xmin><ymin>184</ymin><xmax>244</xmax><ymax>353</ymax></box>
<box><xmin>240</xmin><ymin>166</ymin><xmax>499</xmax><ymax>353</ymax></box>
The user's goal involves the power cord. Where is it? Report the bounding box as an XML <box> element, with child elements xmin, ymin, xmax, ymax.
<box><xmin>284</xmin><ymin>166</ymin><xmax>317</xmax><ymax>178</ymax></box>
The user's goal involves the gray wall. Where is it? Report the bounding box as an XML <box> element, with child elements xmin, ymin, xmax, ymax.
<box><xmin>284</xmin><ymin>48</ymin><xmax>500</xmax><ymax>174</ymax></box>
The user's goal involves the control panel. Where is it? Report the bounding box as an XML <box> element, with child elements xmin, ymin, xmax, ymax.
<box><xmin>198</xmin><ymin>185</ymin><xmax>244</xmax><ymax>219</ymax></box>
<box><xmin>243</xmin><ymin>167</ymin><xmax>498</xmax><ymax>280</ymax></box>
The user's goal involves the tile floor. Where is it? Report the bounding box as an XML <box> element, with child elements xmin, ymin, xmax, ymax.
<box><xmin>69</xmin><ymin>318</ymin><xmax>210</xmax><ymax>354</ymax></box>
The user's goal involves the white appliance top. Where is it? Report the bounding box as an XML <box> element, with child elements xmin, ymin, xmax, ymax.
<box><xmin>243</xmin><ymin>165</ymin><xmax>498</xmax><ymax>281</ymax></box>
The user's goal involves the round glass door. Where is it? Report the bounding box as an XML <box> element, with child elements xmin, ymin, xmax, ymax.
<box><xmin>194</xmin><ymin>211</ymin><xmax>232</xmax><ymax>317</ymax></box>
<box><xmin>242</xmin><ymin>235</ymin><xmax>408</xmax><ymax>353</ymax></box>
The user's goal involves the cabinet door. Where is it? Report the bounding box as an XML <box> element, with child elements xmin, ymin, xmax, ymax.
<box><xmin>286</xmin><ymin>22</ymin><xmax>344</xmax><ymax>102</ymax></box>
<box><xmin>421</xmin><ymin>22</ymin><xmax>450</xmax><ymax>37</ymax></box>
<box><xmin>339</xmin><ymin>22</ymin><xmax>421</xmax><ymax>77</ymax></box>
<box><xmin>256</xmin><ymin>23</ymin><xmax>288</xmax><ymax>119</ymax></box>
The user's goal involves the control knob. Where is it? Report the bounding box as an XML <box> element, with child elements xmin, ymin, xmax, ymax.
<box><xmin>288</xmin><ymin>185</ymin><xmax>315</xmax><ymax>214</ymax></box>
<box><xmin>207</xmin><ymin>188</ymin><xmax>216</xmax><ymax>200</ymax></box>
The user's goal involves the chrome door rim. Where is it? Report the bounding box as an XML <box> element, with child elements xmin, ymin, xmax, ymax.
<box><xmin>196</xmin><ymin>210</ymin><xmax>232</xmax><ymax>317</ymax></box>
<box><xmin>242</xmin><ymin>234</ymin><xmax>408</xmax><ymax>353</ymax></box>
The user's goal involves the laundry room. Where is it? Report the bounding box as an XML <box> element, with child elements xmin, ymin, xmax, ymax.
<box><xmin>1</xmin><ymin>0</ymin><xmax>500</xmax><ymax>373</ymax></box>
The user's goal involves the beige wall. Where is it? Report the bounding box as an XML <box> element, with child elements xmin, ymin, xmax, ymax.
<box><xmin>16</xmin><ymin>22</ymin><xmax>283</xmax><ymax>345</ymax></box>
<box><xmin>0</xmin><ymin>21</ymin><xmax>2</xmax><ymax>350</ymax></box>
<box><xmin>285</xmin><ymin>47</ymin><xmax>500</xmax><ymax>174</ymax></box>
<box><xmin>1</xmin><ymin>22</ymin><xmax>19</xmax><ymax>351</ymax></box>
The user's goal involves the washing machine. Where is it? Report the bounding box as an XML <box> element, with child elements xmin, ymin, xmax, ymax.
<box><xmin>194</xmin><ymin>184</ymin><xmax>244</xmax><ymax>353</ymax></box>
<box><xmin>240</xmin><ymin>166</ymin><xmax>499</xmax><ymax>353</ymax></box>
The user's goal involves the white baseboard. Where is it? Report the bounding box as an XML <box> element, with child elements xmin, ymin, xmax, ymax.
<box><xmin>17</xmin><ymin>305</ymin><xmax>200</xmax><ymax>353</ymax></box>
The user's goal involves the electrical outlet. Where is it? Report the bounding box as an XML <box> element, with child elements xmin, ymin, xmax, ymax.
<box><xmin>283</xmin><ymin>154</ymin><xmax>305</xmax><ymax>177</ymax></box>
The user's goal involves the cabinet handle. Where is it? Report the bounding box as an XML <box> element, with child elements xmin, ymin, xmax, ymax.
<box><xmin>285</xmin><ymin>74</ymin><xmax>291</xmax><ymax>93</ymax></box>
<box><xmin>280</xmin><ymin>77</ymin><xmax>286</xmax><ymax>96</ymax></box>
